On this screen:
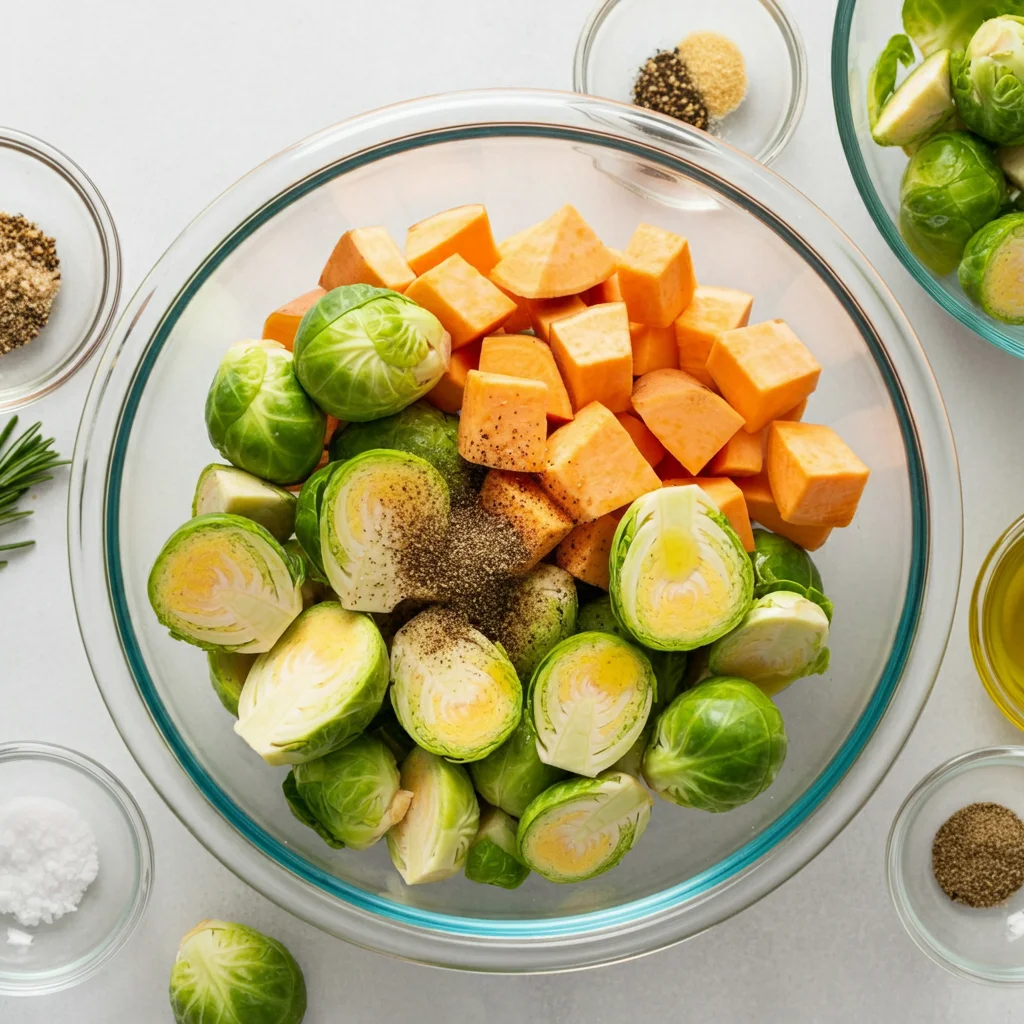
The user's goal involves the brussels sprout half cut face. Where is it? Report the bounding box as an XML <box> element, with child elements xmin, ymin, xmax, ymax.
<box><xmin>148</xmin><ymin>513</ymin><xmax>304</xmax><ymax>654</ymax></box>
<box><xmin>235</xmin><ymin>602</ymin><xmax>389</xmax><ymax>765</ymax></box>
<box><xmin>499</xmin><ymin>564</ymin><xmax>578</xmax><ymax>682</ymax></box>
<box><xmin>959</xmin><ymin>211</ymin><xmax>1024</xmax><ymax>322</ymax></box>
<box><xmin>610</xmin><ymin>485</ymin><xmax>753</xmax><ymax>651</ymax></box>
<box><xmin>517</xmin><ymin>771</ymin><xmax>652</xmax><ymax>884</ymax></box>
<box><xmin>192</xmin><ymin>463</ymin><xmax>297</xmax><ymax>543</ymax></box>
<box><xmin>465</xmin><ymin>807</ymin><xmax>530</xmax><ymax>889</ymax></box>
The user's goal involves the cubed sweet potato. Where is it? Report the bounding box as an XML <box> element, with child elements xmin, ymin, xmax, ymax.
<box><xmin>674</xmin><ymin>285</ymin><xmax>754</xmax><ymax>387</ymax></box>
<box><xmin>263</xmin><ymin>288</ymin><xmax>325</xmax><ymax>350</ymax></box>
<box><xmin>319</xmin><ymin>227</ymin><xmax>415</xmax><ymax>293</ymax></box>
<box><xmin>549</xmin><ymin>302</ymin><xmax>633</xmax><ymax>413</ymax></box>
<box><xmin>480</xmin><ymin>470</ymin><xmax>574</xmax><ymax>570</ymax></box>
<box><xmin>735</xmin><ymin>474</ymin><xmax>833</xmax><ymax>551</ymax></box>
<box><xmin>479</xmin><ymin>334</ymin><xmax>574</xmax><ymax>423</ymax></box>
<box><xmin>555</xmin><ymin>514</ymin><xmax>620</xmax><ymax>590</ymax></box>
<box><xmin>617</xmin><ymin>224</ymin><xmax>697</xmax><ymax>327</ymax></box>
<box><xmin>629</xmin><ymin>322</ymin><xmax>679</xmax><ymax>375</ymax></box>
<box><xmin>425</xmin><ymin>342</ymin><xmax>481</xmax><ymax>414</ymax></box>
<box><xmin>615</xmin><ymin>412</ymin><xmax>665</xmax><ymax>468</ymax></box>
<box><xmin>458</xmin><ymin>371</ymin><xmax>548</xmax><ymax>472</ymax></box>
<box><xmin>707</xmin><ymin>427</ymin><xmax>765</xmax><ymax>478</ymax></box>
<box><xmin>528</xmin><ymin>295</ymin><xmax>588</xmax><ymax>342</ymax></box>
<box><xmin>580</xmin><ymin>269</ymin><xmax>623</xmax><ymax>305</ymax></box>
<box><xmin>779</xmin><ymin>398</ymin><xmax>807</xmax><ymax>421</ymax></box>
<box><xmin>405</xmin><ymin>204</ymin><xmax>499</xmax><ymax>276</ymax></box>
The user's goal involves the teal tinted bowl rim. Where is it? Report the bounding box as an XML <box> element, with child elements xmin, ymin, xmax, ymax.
<box><xmin>105</xmin><ymin>123</ymin><xmax>926</xmax><ymax>939</ymax></box>
<box><xmin>831</xmin><ymin>0</ymin><xmax>1024</xmax><ymax>361</ymax></box>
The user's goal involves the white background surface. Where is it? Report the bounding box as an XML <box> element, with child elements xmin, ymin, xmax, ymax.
<box><xmin>4</xmin><ymin>0</ymin><xmax>1024</xmax><ymax>1019</ymax></box>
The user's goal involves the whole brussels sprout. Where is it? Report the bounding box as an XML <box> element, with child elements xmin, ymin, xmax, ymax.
<box><xmin>899</xmin><ymin>131</ymin><xmax>1007</xmax><ymax>275</ymax></box>
<box><xmin>465</xmin><ymin>807</ymin><xmax>530</xmax><ymax>890</ymax></box>
<box><xmin>498</xmin><ymin>564</ymin><xmax>578</xmax><ymax>682</ymax></box>
<box><xmin>205</xmin><ymin>339</ymin><xmax>325</xmax><ymax>485</ymax></box>
<box><xmin>952</xmin><ymin>16</ymin><xmax>1024</xmax><ymax>144</ymax></box>
<box><xmin>293</xmin><ymin>460</ymin><xmax>342</xmax><ymax>583</ymax></box>
<box><xmin>294</xmin><ymin>285</ymin><xmax>450</xmax><ymax>421</ymax></box>
<box><xmin>750</xmin><ymin>528</ymin><xmax>833</xmax><ymax>620</ymax></box>
<box><xmin>959</xmin><ymin>210</ymin><xmax>1024</xmax><ymax>321</ymax></box>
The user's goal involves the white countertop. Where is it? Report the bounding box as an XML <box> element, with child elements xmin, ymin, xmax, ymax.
<box><xmin>6</xmin><ymin>0</ymin><xmax>1024</xmax><ymax>1019</ymax></box>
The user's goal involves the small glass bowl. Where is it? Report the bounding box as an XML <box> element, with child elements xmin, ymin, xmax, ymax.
<box><xmin>0</xmin><ymin>128</ymin><xmax>121</xmax><ymax>412</ymax></box>
<box><xmin>888</xmin><ymin>747</ymin><xmax>1024</xmax><ymax>985</ymax></box>
<box><xmin>0</xmin><ymin>742</ymin><xmax>153</xmax><ymax>996</ymax></box>
<box><xmin>573</xmin><ymin>0</ymin><xmax>807</xmax><ymax>164</ymax></box>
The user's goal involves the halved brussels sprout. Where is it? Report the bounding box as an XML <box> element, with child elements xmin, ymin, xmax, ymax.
<box><xmin>959</xmin><ymin>211</ymin><xmax>1024</xmax><ymax>322</ymax></box>
<box><xmin>283</xmin><ymin>734</ymin><xmax>412</xmax><ymax>850</ymax></box>
<box><xmin>643</xmin><ymin>677</ymin><xmax>788</xmax><ymax>812</ymax></box>
<box><xmin>708</xmin><ymin>592</ymin><xmax>831</xmax><ymax>696</ymax></box>
<box><xmin>952</xmin><ymin>16</ymin><xmax>1024</xmax><ymax>144</ymax></box>
<box><xmin>386</xmin><ymin>747</ymin><xmax>480</xmax><ymax>885</ymax></box>
<box><xmin>169</xmin><ymin>919</ymin><xmax>306</xmax><ymax>1024</ymax></box>
<box><xmin>531</xmin><ymin>632</ymin><xmax>654</xmax><ymax>777</ymax></box>
<box><xmin>499</xmin><ymin>564</ymin><xmax>578</xmax><ymax>682</ymax></box>
<box><xmin>294</xmin><ymin>461</ymin><xmax>343</xmax><ymax>583</ymax></box>
<box><xmin>205</xmin><ymin>339</ymin><xmax>325</xmax><ymax>485</ymax></box>
<box><xmin>235</xmin><ymin>602</ymin><xmax>388</xmax><ymax>765</ymax></box>
<box><xmin>867</xmin><ymin>33</ymin><xmax>915</xmax><ymax>129</ymax></box>
<box><xmin>294</xmin><ymin>285</ymin><xmax>450</xmax><ymax>422</ymax></box>
<box><xmin>872</xmin><ymin>47</ymin><xmax>955</xmax><ymax>146</ymax></box>
<box><xmin>206</xmin><ymin>651</ymin><xmax>255</xmax><ymax>716</ymax></box>
<box><xmin>517</xmin><ymin>771</ymin><xmax>652</xmax><ymax>884</ymax></box>
<box><xmin>148</xmin><ymin>513</ymin><xmax>304</xmax><ymax>653</ymax></box>
<box><xmin>610</xmin><ymin>485</ymin><xmax>753</xmax><ymax>651</ymax></box>
<box><xmin>320</xmin><ymin>450</ymin><xmax>450</xmax><ymax>613</ymax></box>
<box><xmin>390</xmin><ymin>608</ymin><xmax>522</xmax><ymax>762</ymax></box>
<box><xmin>750</xmin><ymin>528</ymin><xmax>832</xmax><ymax>620</ymax></box>
<box><xmin>465</xmin><ymin>807</ymin><xmax>530</xmax><ymax>889</ymax></box>
<box><xmin>192</xmin><ymin>463</ymin><xmax>297</xmax><ymax>543</ymax></box>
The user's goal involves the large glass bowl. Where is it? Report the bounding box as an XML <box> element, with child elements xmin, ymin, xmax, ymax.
<box><xmin>69</xmin><ymin>91</ymin><xmax>961</xmax><ymax>972</ymax></box>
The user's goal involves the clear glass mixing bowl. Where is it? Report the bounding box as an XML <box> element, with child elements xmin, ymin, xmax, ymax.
<box><xmin>69</xmin><ymin>90</ymin><xmax>961</xmax><ymax>972</ymax></box>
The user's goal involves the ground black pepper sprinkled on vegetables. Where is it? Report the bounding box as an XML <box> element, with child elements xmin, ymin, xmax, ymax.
<box><xmin>632</xmin><ymin>50</ymin><xmax>709</xmax><ymax>131</ymax></box>
<box><xmin>0</xmin><ymin>213</ymin><xmax>60</xmax><ymax>357</ymax></box>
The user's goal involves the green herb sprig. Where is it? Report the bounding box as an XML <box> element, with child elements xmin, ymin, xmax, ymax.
<box><xmin>0</xmin><ymin>416</ymin><xmax>68</xmax><ymax>570</ymax></box>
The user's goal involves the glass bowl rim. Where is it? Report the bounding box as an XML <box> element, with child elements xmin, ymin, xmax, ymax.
<box><xmin>0</xmin><ymin>126</ymin><xmax>123</xmax><ymax>413</ymax></box>
<box><xmin>0</xmin><ymin>740</ymin><xmax>154</xmax><ymax>997</ymax></box>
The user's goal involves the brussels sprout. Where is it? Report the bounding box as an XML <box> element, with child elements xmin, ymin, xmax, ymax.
<box><xmin>868</xmin><ymin>34</ymin><xmax>915</xmax><ymax>129</ymax></box>
<box><xmin>517</xmin><ymin>771</ymin><xmax>652</xmax><ymax>883</ymax></box>
<box><xmin>642</xmin><ymin>678</ymin><xmax>788</xmax><ymax>812</ymax></box>
<box><xmin>320</xmin><ymin>449</ymin><xmax>450</xmax><ymax>613</ymax></box>
<box><xmin>205</xmin><ymin>339</ymin><xmax>325</xmax><ymax>485</ymax></box>
<box><xmin>999</xmin><ymin>143</ymin><xmax>1024</xmax><ymax>188</ymax></box>
<box><xmin>872</xmin><ymin>48</ymin><xmax>955</xmax><ymax>146</ymax></box>
<box><xmin>499</xmin><ymin>564</ymin><xmax>578</xmax><ymax>682</ymax></box>
<box><xmin>708</xmin><ymin>592</ymin><xmax>831</xmax><ymax>696</ymax></box>
<box><xmin>282</xmin><ymin>770</ymin><xmax>343</xmax><ymax>848</ymax></box>
<box><xmin>609</xmin><ymin>486</ymin><xmax>753</xmax><ymax>651</ymax></box>
<box><xmin>294</xmin><ymin>461</ymin><xmax>343</xmax><ymax>583</ymax></box>
<box><xmin>902</xmin><ymin>0</ymin><xmax>1024</xmax><ymax>56</ymax></box>
<box><xmin>368</xmin><ymin>704</ymin><xmax>415</xmax><ymax>761</ymax></box>
<box><xmin>283</xmin><ymin>539</ymin><xmax>325</xmax><ymax>608</ymax></box>
<box><xmin>169</xmin><ymin>919</ymin><xmax>306</xmax><ymax>1024</ymax></box>
<box><xmin>192</xmin><ymin>463</ymin><xmax>297</xmax><ymax>543</ymax></box>
<box><xmin>148</xmin><ymin>513</ymin><xmax>304</xmax><ymax>653</ymax></box>
<box><xmin>206</xmin><ymin>651</ymin><xmax>255</xmax><ymax>716</ymax></box>
<box><xmin>959</xmin><ymin>210</ymin><xmax>1024</xmax><ymax>321</ymax></box>
<box><xmin>386</xmin><ymin>747</ymin><xmax>480</xmax><ymax>885</ymax></box>
<box><xmin>465</xmin><ymin>807</ymin><xmax>530</xmax><ymax>890</ymax></box>
<box><xmin>328</xmin><ymin>400</ymin><xmax>477</xmax><ymax>503</ymax></box>
<box><xmin>469</xmin><ymin>714</ymin><xmax>566</xmax><ymax>818</ymax></box>
<box><xmin>371</xmin><ymin>599</ymin><xmax>430</xmax><ymax>650</ymax></box>
<box><xmin>390</xmin><ymin>608</ymin><xmax>522</xmax><ymax>762</ymax></box>
<box><xmin>293</xmin><ymin>285</ymin><xmax>450</xmax><ymax>422</ymax></box>
<box><xmin>953</xmin><ymin>16</ymin><xmax>1024</xmax><ymax>144</ymax></box>
<box><xmin>750</xmin><ymin>528</ymin><xmax>833</xmax><ymax>620</ymax></box>
<box><xmin>235</xmin><ymin>602</ymin><xmax>388</xmax><ymax>765</ymax></box>
<box><xmin>531</xmin><ymin>632</ymin><xmax>654</xmax><ymax>777</ymax></box>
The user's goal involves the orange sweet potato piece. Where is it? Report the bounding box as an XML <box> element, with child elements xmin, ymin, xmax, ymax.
<box><xmin>615</xmin><ymin>412</ymin><xmax>665</xmax><ymax>468</ymax></box>
<box><xmin>406</xmin><ymin>204</ymin><xmax>500</xmax><ymax>276</ymax></box>
<box><xmin>656</xmin><ymin>453</ymin><xmax>692</xmax><ymax>482</ymax></box>
<box><xmin>541</xmin><ymin>402</ymin><xmax>661</xmax><ymax>523</ymax></box>
<box><xmin>319</xmin><ymin>227</ymin><xmax>415</xmax><ymax>293</ymax></box>
<box><xmin>549</xmin><ymin>302</ymin><xmax>633</xmax><ymax>413</ymax></box>
<box><xmin>629</xmin><ymin>322</ymin><xmax>678</xmax><ymax>375</ymax></box>
<box><xmin>480</xmin><ymin>470</ymin><xmax>574</xmax><ymax>570</ymax></box>
<box><xmin>555</xmin><ymin>514</ymin><xmax>620</xmax><ymax>589</ymax></box>
<box><xmin>766</xmin><ymin>421</ymin><xmax>870</xmax><ymax>528</ymax></box>
<box><xmin>490</xmin><ymin>205</ymin><xmax>616</xmax><ymax>299</ymax></box>
<box><xmin>405</xmin><ymin>254</ymin><xmax>516</xmax><ymax>349</ymax></box>
<box><xmin>736</xmin><ymin>474</ymin><xmax>833</xmax><ymax>551</ymax></box>
<box><xmin>479</xmin><ymin>334</ymin><xmax>574</xmax><ymax>423</ymax></box>
<box><xmin>458</xmin><ymin>371</ymin><xmax>548</xmax><ymax>472</ymax></box>
<box><xmin>617</xmin><ymin>224</ymin><xmax>697</xmax><ymax>327</ymax></box>
<box><xmin>631</xmin><ymin>369</ymin><xmax>744</xmax><ymax>476</ymax></box>
<box><xmin>685</xmin><ymin>477</ymin><xmax>755</xmax><ymax>552</ymax></box>
<box><xmin>263</xmin><ymin>288</ymin><xmax>325</xmax><ymax>351</ymax></box>
<box><xmin>674</xmin><ymin>286</ymin><xmax>754</xmax><ymax>387</ymax></box>
<box><xmin>707</xmin><ymin>427</ymin><xmax>765</xmax><ymax>478</ymax></box>
<box><xmin>426</xmin><ymin>342</ymin><xmax>480</xmax><ymax>414</ymax></box>
<box><xmin>528</xmin><ymin>295</ymin><xmax>588</xmax><ymax>342</ymax></box>
<box><xmin>779</xmin><ymin>398</ymin><xmax>807</xmax><ymax>421</ymax></box>
<box><xmin>580</xmin><ymin>271</ymin><xmax>623</xmax><ymax>306</ymax></box>
<box><xmin>707</xmin><ymin>320</ymin><xmax>822</xmax><ymax>433</ymax></box>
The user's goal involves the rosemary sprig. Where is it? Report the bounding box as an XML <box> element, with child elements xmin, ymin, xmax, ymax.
<box><xmin>0</xmin><ymin>416</ymin><xmax>68</xmax><ymax>570</ymax></box>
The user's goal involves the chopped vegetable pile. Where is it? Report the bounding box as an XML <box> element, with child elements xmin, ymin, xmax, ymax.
<box><xmin>148</xmin><ymin>201</ymin><xmax>870</xmax><ymax>889</ymax></box>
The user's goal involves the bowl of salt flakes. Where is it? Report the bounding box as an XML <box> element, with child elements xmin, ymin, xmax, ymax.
<box><xmin>574</xmin><ymin>0</ymin><xmax>807</xmax><ymax>164</ymax></box>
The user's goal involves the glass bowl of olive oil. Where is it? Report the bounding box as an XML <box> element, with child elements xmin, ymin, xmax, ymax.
<box><xmin>971</xmin><ymin>516</ymin><xmax>1024</xmax><ymax>730</ymax></box>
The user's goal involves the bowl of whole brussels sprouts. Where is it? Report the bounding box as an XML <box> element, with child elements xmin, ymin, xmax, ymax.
<box><xmin>69</xmin><ymin>92</ymin><xmax>960</xmax><ymax>971</ymax></box>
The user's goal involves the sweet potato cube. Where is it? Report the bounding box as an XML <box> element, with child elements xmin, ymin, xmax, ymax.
<box><xmin>406</xmin><ymin>204</ymin><xmax>500</xmax><ymax>276</ymax></box>
<box><xmin>629</xmin><ymin>322</ymin><xmax>679</xmax><ymax>375</ymax></box>
<box><xmin>480</xmin><ymin>334</ymin><xmax>574</xmax><ymax>423</ymax></box>
<box><xmin>263</xmin><ymin>288</ymin><xmax>325</xmax><ymax>351</ymax></box>
<box><xmin>425</xmin><ymin>342</ymin><xmax>480</xmax><ymax>414</ymax></box>
<box><xmin>736</xmin><ymin>474</ymin><xmax>833</xmax><ymax>551</ymax></box>
<box><xmin>766</xmin><ymin>421</ymin><xmax>870</xmax><ymax>527</ymax></box>
<box><xmin>779</xmin><ymin>398</ymin><xmax>807</xmax><ymax>421</ymax></box>
<box><xmin>674</xmin><ymin>285</ymin><xmax>754</xmax><ymax>387</ymax></box>
<box><xmin>491</xmin><ymin>281</ymin><xmax>532</xmax><ymax>333</ymax></box>
<box><xmin>541</xmin><ymin>402</ymin><xmax>661</xmax><ymax>522</ymax></box>
<box><xmin>490</xmin><ymin>205</ymin><xmax>616</xmax><ymax>299</ymax></box>
<box><xmin>405</xmin><ymin>254</ymin><xmax>516</xmax><ymax>349</ymax></box>
<box><xmin>617</xmin><ymin>223</ymin><xmax>697</xmax><ymax>327</ymax></box>
<box><xmin>580</xmin><ymin>271</ymin><xmax>623</xmax><ymax>305</ymax></box>
<box><xmin>688</xmin><ymin>477</ymin><xmax>755</xmax><ymax>551</ymax></box>
<box><xmin>480</xmin><ymin>470</ymin><xmax>574</xmax><ymax>570</ymax></box>
<box><xmin>319</xmin><ymin>226</ymin><xmax>415</xmax><ymax>293</ymax></box>
<box><xmin>707</xmin><ymin>320</ymin><xmax>822</xmax><ymax>433</ymax></box>
<box><xmin>707</xmin><ymin>427</ymin><xmax>764</xmax><ymax>478</ymax></box>
<box><xmin>549</xmin><ymin>302</ymin><xmax>633</xmax><ymax>413</ymax></box>
<box><xmin>615</xmin><ymin>412</ymin><xmax>665</xmax><ymax>468</ymax></box>
<box><xmin>631</xmin><ymin>369</ymin><xmax>744</xmax><ymax>476</ymax></box>
<box><xmin>458</xmin><ymin>371</ymin><xmax>548</xmax><ymax>472</ymax></box>
<box><xmin>657</xmin><ymin>453</ymin><xmax>692</xmax><ymax>482</ymax></box>
<box><xmin>555</xmin><ymin>514</ymin><xmax>620</xmax><ymax>590</ymax></box>
<box><xmin>528</xmin><ymin>295</ymin><xmax>588</xmax><ymax>342</ymax></box>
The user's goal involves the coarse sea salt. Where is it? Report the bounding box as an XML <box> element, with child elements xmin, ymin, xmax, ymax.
<box><xmin>0</xmin><ymin>796</ymin><xmax>99</xmax><ymax>927</ymax></box>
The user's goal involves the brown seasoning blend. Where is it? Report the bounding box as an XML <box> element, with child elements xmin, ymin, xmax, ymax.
<box><xmin>0</xmin><ymin>213</ymin><xmax>60</xmax><ymax>356</ymax></box>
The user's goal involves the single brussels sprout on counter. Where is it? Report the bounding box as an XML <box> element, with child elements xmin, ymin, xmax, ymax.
<box><xmin>235</xmin><ymin>602</ymin><xmax>388</xmax><ymax>765</ymax></box>
<box><xmin>953</xmin><ymin>16</ymin><xmax>1024</xmax><ymax>144</ymax></box>
<box><xmin>169</xmin><ymin>919</ymin><xmax>306</xmax><ymax>1024</ymax></box>
<box><xmin>192</xmin><ymin>463</ymin><xmax>296</xmax><ymax>543</ymax></box>
<box><xmin>205</xmin><ymin>339</ymin><xmax>325</xmax><ymax>485</ymax></box>
<box><xmin>517</xmin><ymin>771</ymin><xmax>652</xmax><ymax>884</ymax></box>
<box><xmin>610</xmin><ymin>485</ymin><xmax>753</xmax><ymax>652</ymax></box>
<box><xmin>465</xmin><ymin>807</ymin><xmax>530</xmax><ymax>890</ymax></box>
<box><xmin>148</xmin><ymin>513</ymin><xmax>304</xmax><ymax>653</ymax></box>
<box><xmin>294</xmin><ymin>461</ymin><xmax>343</xmax><ymax>583</ymax></box>
<box><xmin>898</xmin><ymin>131</ymin><xmax>1006</xmax><ymax>275</ymax></box>
<box><xmin>643</xmin><ymin>678</ymin><xmax>788</xmax><ymax>812</ymax></box>
<box><xmin>206</xmin><ymin>651</ymin><xmax>255</xmax><ymax>716</ymax></box>
<box><xmin>959</xmin><ymin>211</ymin><xmax>1024</xmax><ymax>321</ymax></box>
<box><xmin>387</xmin><ymin>747</ymin><xmax>480</xmax><ymax>885</ymax></box>
<box><xmin>320</xmin><ymin>450</ymin><xmax>450</xmax><ymax>613</ymax></box>
<box><xmin>294</xmin><ymin>285</ymin><xmax>450</xmax><ymax>422</ymax></box>
<box><xmin>870</xmin><ymin>40</ymin><xmax>955</xmax><ymax>147</ymax></box>
<box><xmin>750</xmin><ymin>528</ymin><xmax>832</xmax><ymax>620</ymax></box>
<box><xmin>532</xmin><ymin>632</ymin><xmax>654</xmax><ymax>777</ymax></box>
<box><xmin>390</xmin><ymin>608</ymin><xmax>522</xmax><ymax>762</ymax></box>
<box><xmin>498</xmin><ymin>564</ymin><xmax>578</xmax><ymax>682</ymax></box>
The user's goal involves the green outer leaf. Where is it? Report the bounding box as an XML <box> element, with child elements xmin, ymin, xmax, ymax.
<box><xmin>903</xmin><ymin>0</ymin><xmax>1024</xmax><ymax>55</ymax></box>
<box><xmin>294</xmin><ymin>460</ymin><xmax>343</xmax><ymax>582</ymax></box>
<box><xmin>868</xmin><ymin>34</ymin><xmax>915</xmax><ymax>128</ymax></box>
<box><xmin>465</xmin><ymin>807</ymin><xmax>530</xmax><ymax>889</ymax></box>
<box><xmin>959</xmin><ymin>210</ymin><xmax>1024</xmax><ymax>321</ymax></box>
<box><xmin>952</xmin><ymin>25</ymin><xmax>1024</xmax><ymax>145</ymax></box>
<box><xmin>282</xmin><ymin>771</ymin><xmax>344</xmax><ymax>848</ymax></box>
<box><xmin>206</xmin><ymin>651</ymin><xmax>256</xmax><ymax>716</ymax></box>
<box><xmin>750</xmin><ymin>528</ymin><xmax>833</xmax><ymax>621</ymax></box>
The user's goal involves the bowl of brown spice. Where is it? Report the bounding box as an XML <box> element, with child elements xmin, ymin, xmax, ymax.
<box><xmin>888</xmin><ymin>747</ymin><xmax>1024</xmax><ymax>985</ymax></box>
